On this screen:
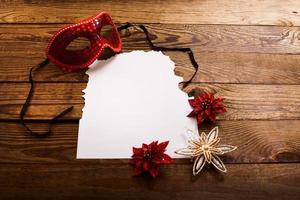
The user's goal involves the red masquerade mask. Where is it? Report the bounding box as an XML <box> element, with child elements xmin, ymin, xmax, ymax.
<box><xmin>46</xmin><ymin>12</ymin><xmax>122</xmax><ymax>72</ymax></box>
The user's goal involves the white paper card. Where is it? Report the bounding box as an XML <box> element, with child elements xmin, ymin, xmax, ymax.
<box><xmin>77</xmin><ymin>51</ymin><xmax>197</xmax><ymax>158</ymax></box>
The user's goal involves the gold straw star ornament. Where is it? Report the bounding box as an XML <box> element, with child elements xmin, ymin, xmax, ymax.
<box><xmin>175</xmin><ymin>127</ymin><xmax>237</xmax><ymax>175</ymax></box>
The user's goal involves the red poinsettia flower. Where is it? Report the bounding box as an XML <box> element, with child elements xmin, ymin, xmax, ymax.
<box><xmin>187</xmin><ymin>92</ymin><xmax>226</xmax><ymax>126</ymax></box>
<box><xmin>129</xmin><ymin>141</ymin><xmax>172</xmax><ymax>178</ymax></box>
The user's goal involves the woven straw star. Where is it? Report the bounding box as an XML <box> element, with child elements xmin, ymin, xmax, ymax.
<box><xmin>175</xmin><ymin>127</ymin><xmax>237</xmax><ymax>175</ymax></box>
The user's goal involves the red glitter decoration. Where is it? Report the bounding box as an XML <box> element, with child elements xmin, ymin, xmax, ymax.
<box><xmin>129</xmin><ymin>141</ymin><xmax>172</xmax><ymax>178</ymax></box>
<box><xmin>187</xmin><ymin>92</ymin><xmax>226</xmax><ymax>126</ymax></box>
<box><xmin>46</xmin><ymin>12</ymin><xmax>122</xmax><ymax>72</ymax></box>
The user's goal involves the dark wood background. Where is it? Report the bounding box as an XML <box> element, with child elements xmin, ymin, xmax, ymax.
<box><xmin>0</xmin><ymin>0</ymin><xmax>300</xmax><ymax>199</ymax></box>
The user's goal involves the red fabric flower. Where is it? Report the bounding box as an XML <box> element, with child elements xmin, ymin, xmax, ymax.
<box><xmin>129</xmin><ymin>141</ymin><xmax>172</xmax><ymax>178</ymax></box>
<box><xmin>187</xmin><ymin>92</ymin><xmax>226</xmax><ymax>126</ymax></box>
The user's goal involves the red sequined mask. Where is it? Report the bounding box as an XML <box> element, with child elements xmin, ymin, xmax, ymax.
<box><xmin>46</xmin><ymin>12</ymin><xmax>122</xmax><ymax>72</ymax></box>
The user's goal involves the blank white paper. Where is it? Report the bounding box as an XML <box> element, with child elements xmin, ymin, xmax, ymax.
<box><xmin>77</xmin><ymin>51</ymin><xmax>197</xmax><ymax>159</ymax></box>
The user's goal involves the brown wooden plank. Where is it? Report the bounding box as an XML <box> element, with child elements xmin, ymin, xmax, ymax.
<box><xmin>1</xmin><ymin>82</ymin><xmax>300</xmax><ymax>120</ymax></box>
<box><xmin>2</xmin><ymin>24</ymin><xmax>300</xmax><ymax>54</ymax></box>
<box><xmin>0</xmin><ymin>121</ymin><xmax>299</xmax><ymax>164</ymax></box>
<box><xmin>1</xmin><ymin>24</ymin><xmax>300</xmax><ymax>83</ymax></box>
<box><xmin>0</xmin><ymin>0</ymin><xmax>300</xmax><ymax>26</ymax></box>
<box><xmin>173</xmin><ymin>52</ymin><xmax>300</xmax><ymax>84</ymax></box>
<box><xmin>2</xmin><ymin>51</ymin><xmax>300</xmax><ymax>85</ymax></box>
<box><xmin>0</xmin><ymin>162</ymin><xmax>299</xmax><ymax>200</ymax></box>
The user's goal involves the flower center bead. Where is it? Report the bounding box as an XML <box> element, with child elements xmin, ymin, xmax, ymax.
<box><xmin>202</xmin><ymin>144</ymin><xmax>210</xmax><ymax>152</ymax></box>
<box><xmin>143</xmin><ymin>150</ymin><xmax>152</xmax><ymax>160</ymax></box>
<box><xmin>201</xmin><ymin>100</ymin><xmax>211</xmax><ymax>109</ymax></box>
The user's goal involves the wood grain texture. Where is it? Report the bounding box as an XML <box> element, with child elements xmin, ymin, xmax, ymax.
<box><xmin>0</xmin><ymin>162</ymin><xmax>299</xmax><ymax>200</ymax></box>
<box><xmin>2</xmin><ymin>24</ymin><xmax>300</xmax><ymax>53</ymax></box>
<box><xmin>2</xmin><ymin>50</ymin><xmax>300</xmax><ymax>85</ymax></box>
<box><xmin>1</xmin><ymin>82</ymin><xmax>300</xmax><ymax>120</ymax></box>
<box><xmin>1</xmin><ymin>24</ymin><xmax>300</xmax><ymax>82</ymax></box>
<box><xmin>0</xmin><ymin>0</ymin><xmax>300</xmax><ymax>25</ymax></box>
<box><xmin>173</xmin><ymin>52</ymin><xmax>300</xmax><ymax>84</ymax></box>
<box><xmin>0</xmin><ymin>121</ymin><xmax>299</xmax><ymax>164</ymax></box>
<box><xmin>1</xmin><ymin>1</ymin><xmax>300</xmax><ymax>199</ymax></box>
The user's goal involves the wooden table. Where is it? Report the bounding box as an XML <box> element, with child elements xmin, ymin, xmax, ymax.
<box><xmin>1</xmin><ymin>1</ymin><xmax>300</xmax><ymax>199</ymax></box>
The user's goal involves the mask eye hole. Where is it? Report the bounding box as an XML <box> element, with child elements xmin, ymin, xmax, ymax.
<box><xmin>66</xmin><ymin>37</ymin><xmax>91</xmax><ymax>51</ymax></box>
<box><xmin>98</xmin><ymin>24</ymin><xmax>113</xmax><ymax>38</ymax></box>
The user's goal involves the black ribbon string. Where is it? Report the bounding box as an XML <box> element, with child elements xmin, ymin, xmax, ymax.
<box><xmin>20</xmin><ymin>23</ymin><xmax>199</xmax><ymax>137</ymax></box>
<box><xmin>19</xmin><ymin>59</ymin><xmax>73</xmax><ymax>137</ymax></box>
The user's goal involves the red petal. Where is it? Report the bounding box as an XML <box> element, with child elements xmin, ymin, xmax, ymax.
<box><xmin>197</xmin><ymin>112</ymin><xmax>206</xmax><ymax>125</ymax></box>
<box><xmin>133</xmin><ymin>164</ymin><xmax>143</xmax><ymax>176</ymax></box>
<box><xmin>132</xmin><ymin>147</ymin><xmax>143</xmax><ymax>155</ymax></box>
<box><xmin>162</xmin><ymin>153</ymin><xmax>173</xmax><ymax>163</ymax></box>
<box><xmin>148</xmin><ymin>141</ymin><xmax>156</xmax><ymax>149</ymax></box>
<box><xmin>188</xmin><ymin>99</ymin><xmax>196</xmax><ymax>107</ymax></box>
<box><xmin>158</xmin><ymin>141</ymin><xmax>169</xmax><ymax>150</ymax></box>
<box><xmin>212</xmin><ymin>102</ymin><xmax>221</xmax><ymax>109</ymax></box>
<box><xmin>142</xmin><ymin>143</ymin><xmax>148</xmax><ymax>149</ymax></box>
<box><xmin>143</xmin><ymin>161</ymin><xmax>150</xmax><ymax>170</ymax></box>
<box><xmin>195</xmin><ymin>106</ymin><xmax>202</xmax><ymax>112</ymax></box>
<box><xmin>202</xmin><ymin>92</ymin><xmax>209</xmax><ymax>99</ymax></box>
<box><xmin>213</xmin><ymin>97</ymin><xmax>224</xmax><ymax>104</ymax></box>
<box><xmin>153</xmin><ymin>157</ymin><xmax>163</xmax><ymax>164</ymax></box>
<box><xmin>187</xmin><ymin>110</ymin><xmax>196</xmax><ymax>117</ymax></box>
<box><xmin>212</xmin><ymin>103</ymin><xmax>224</xmax><ymax>110</ymax></box>
<box><xmin>205</xmin><ymin>109</ymin><xmax>211</xmax><ymax>116</ymax></box>
<box><xmin>132</xmin><ymin>160</ymin><xmax>144</xmax><ymax>176</ymax></box>
<box><xmin>214</xmin><ymin>106</ymin><xmax>226</xmax><ymax>113</ymax></box>
<box><xmin>208</xmin><ymin>112</ymin><xmax>216</xmax><ymax>122</ymax></box>
<box><xmin>149</xmin><ymin>165</ymin><xmax>159</xmax><ymax>178</ymax></box>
